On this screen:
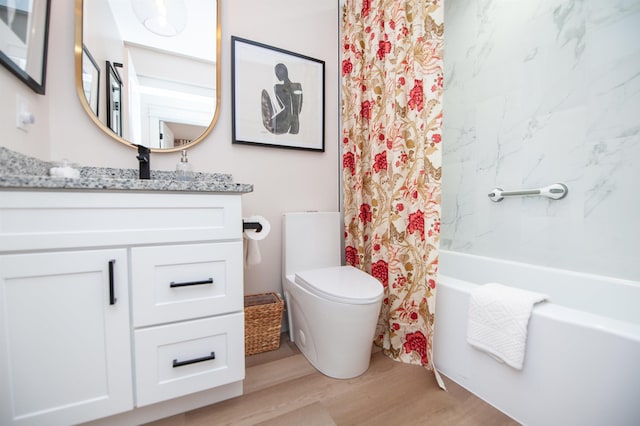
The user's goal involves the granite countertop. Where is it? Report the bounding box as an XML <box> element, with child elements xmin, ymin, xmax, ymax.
<box><xmin>0</xmin><ymin>147</ymin><xmax>253</xmax><ymax>194</ymax></box>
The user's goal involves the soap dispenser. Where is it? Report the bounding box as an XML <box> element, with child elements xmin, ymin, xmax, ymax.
<box><xmin>176</xmin><ymin>150</ymin><xmax>194</xmax><ymax>181</ymax></box>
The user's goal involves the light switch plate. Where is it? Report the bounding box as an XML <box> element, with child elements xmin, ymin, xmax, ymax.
<box><xmin>16</xmin><ymin>94</ymin><xmax>33</xmax><ymax>132</ymax></box>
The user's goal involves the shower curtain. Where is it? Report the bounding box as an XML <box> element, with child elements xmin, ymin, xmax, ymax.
<box><xmin>341</xmin><ymin>0</ymin><xmax>443</xmax><ymax>370</ymax></box>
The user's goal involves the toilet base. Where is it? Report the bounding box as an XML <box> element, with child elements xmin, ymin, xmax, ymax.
<box><xmin>284</xmin><ymin>276</ymin><xmax>382</xmax><ymax>379</ymax></box>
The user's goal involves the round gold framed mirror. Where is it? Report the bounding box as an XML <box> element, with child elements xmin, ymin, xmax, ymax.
<box><xmin>74</xmin><ymin>0</ymin><xmax>220</xmax><ymax>153</ymax></box>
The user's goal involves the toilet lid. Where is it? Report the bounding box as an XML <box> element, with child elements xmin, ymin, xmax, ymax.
<box><xmin>294</xmin><ymin>265</ymin><xmax>383</xmax><ymax>305</ymax></box>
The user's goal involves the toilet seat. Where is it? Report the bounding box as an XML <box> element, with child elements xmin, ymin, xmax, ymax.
<box><xmin>294</xmin><ymin>265</ymin><xmax>383</xmax><ymax>305</ymax></box>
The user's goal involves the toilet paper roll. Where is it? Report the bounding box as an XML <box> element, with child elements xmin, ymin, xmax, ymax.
<box><xmin>243</xmin><ymin>215</ymin><xmax>271</xmax><ymax>266</ymax></box>
<box><xmin>242</xmin><ymin>215</ymin><xmax>271</xmax><ymax>240</ymax></box>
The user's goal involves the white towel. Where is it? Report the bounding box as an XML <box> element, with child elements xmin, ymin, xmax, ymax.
<box><xmin>467</xmin><ymin>283</ymin><xmax>547</xmax><ymax>370</ymax></box>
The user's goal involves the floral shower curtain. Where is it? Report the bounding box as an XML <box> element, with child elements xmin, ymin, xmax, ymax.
<box><xmin>341</xmin><ymin>0</ymin><xmax>443</xmax><ymax>369</ymax></box>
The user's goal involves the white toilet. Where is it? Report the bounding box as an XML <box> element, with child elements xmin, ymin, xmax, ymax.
<box><xmin>282</xmin><ymin>212</ymin><xmax>383</xmax><ymax>379</ymax></box>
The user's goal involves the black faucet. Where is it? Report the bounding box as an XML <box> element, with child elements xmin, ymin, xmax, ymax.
<box><xmin>136</xmin><ymin>145</ymin><xmax>150</xmax><ymax>180</ymax></box>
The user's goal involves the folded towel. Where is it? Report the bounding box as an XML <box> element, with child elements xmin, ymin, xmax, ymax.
<box><xmin>467</xmin><ymin>283</ymin><xmax>547</xmax><ymax>370</ymax></box>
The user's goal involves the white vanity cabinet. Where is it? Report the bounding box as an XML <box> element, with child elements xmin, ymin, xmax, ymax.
<box><xmin>0</xmin><ymin>190</ymin><xmax>246</xmax><ymax>426</ymax></box>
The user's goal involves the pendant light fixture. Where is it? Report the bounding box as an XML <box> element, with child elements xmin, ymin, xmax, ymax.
<box><xmin>131</xmin><ymin>0</ymin><xmax>187</xmax><ymax>37</ymax></box>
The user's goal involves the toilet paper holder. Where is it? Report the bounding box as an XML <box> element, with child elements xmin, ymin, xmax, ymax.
<box><xmin>243</xmin><ymin>221</ymin><xmax>263</xmax><ymax>233</ymax></box>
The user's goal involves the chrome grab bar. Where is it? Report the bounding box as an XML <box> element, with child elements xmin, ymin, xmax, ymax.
<box><xmin>488</xmin><ymin>183</ymin><xmax>568</xmax><ymax>202</ymax></box>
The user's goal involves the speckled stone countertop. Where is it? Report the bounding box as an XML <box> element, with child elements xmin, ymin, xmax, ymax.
<box><xmin>0</xmin><ymin>147</ymin><xmax>253</xmax><ymax>194</ymax></box>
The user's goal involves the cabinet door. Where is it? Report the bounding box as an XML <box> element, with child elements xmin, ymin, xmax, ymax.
<box><xmin>0</xmin><ymin>250</ymin><xmax>133</xmax><ymax>426</ymax></box>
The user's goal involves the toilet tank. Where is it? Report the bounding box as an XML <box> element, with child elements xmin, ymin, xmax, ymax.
<box><xmin>282</xmin><ymin>212</ymin><xmax>341</xmax><ymax>276</ymax></box>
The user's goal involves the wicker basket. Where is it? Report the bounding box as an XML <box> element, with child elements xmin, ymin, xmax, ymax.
<box><xmin>244</xmin><ymin>292</ymin><xmax>285</xmax><ymax>356</ymax></box>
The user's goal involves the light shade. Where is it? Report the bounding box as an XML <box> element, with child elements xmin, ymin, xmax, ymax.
<box><xmin>131</xmin><ymin>0</ymin><xmax>187</xmax><ymax>37</ymax></box>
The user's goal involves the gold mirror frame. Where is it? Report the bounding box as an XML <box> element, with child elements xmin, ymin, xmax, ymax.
<box><xmin>73</xmin><ymin>0</ymin><xmax>221</xmax><ymax>153</ymax></box>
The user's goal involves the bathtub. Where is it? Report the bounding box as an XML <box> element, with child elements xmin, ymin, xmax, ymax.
<box><xmin>433</xmin><ymin>250</ymin><xmax>640</xmax><ymax>426</ymax></box>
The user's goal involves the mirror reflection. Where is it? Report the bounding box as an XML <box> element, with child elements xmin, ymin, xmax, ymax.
<box><xmin>106</xmin><ymin>61</ymin><xmax>123</xmax><ymax>136</ymax></box>
<box><xmin>75</xmin><ymin>0</ymin><xmax>220</xmax><ymax>152</ymax></box>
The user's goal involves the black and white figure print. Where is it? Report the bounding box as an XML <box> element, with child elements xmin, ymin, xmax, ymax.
<box><xmin>232</xmin><ymin>36</ymin><xmax>325</xmax><ymax>151</ymax></box>
<box><xmin>261</xmin><ymin>63</ymin><xmax>303</xmax><ymax>135</ymax></box>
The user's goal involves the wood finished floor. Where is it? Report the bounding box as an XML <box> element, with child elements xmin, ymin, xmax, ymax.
<box><xmin>146</xmin><ymin>335</ymin><xmax>520</xmax><ymax>426</ymax></box>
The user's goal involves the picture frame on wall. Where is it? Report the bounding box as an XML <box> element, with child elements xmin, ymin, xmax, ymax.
<box><xmin>0</xmin><ymin>0</ymin><xmax>51</xmax><ymax>94</ymax></box>
<box><xmin>231</xmin><ymin>36</ymin><xmax>325</xmax><ymax>152</ymax></box>
<box><xmin>106</xmin><ymin>61</ymin><xmax>122</xmax><ymax>137</ymax></box>
<box><xmin>82</xmin><ymin>45</ymin><xmax>100</xmax><ymax>116</ymax></box>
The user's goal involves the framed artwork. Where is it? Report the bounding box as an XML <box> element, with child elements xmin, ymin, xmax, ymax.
<box><xmin>106</xmin><ymin>61</ymin><xmax>122</xmax><ymax>136</ymax></box>
<box><xmin>231</xmin><ymin>36</ymin><xmax>325</xmax><ymax>152</ymax></box>
<box><xmin>0</xmin><ymin>0</ymin><xmax>51</xmax><ymax>94</ymax></box>
<box><xmin>81</xmin><ymin>45</ymin><xmax>100</xmax><ymax>116</ymax></box>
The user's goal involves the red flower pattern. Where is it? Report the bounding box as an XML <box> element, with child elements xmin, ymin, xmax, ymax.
<box><xmin>394</xmin><ymin>275</ymin><xmax>407</xmax><ymax>288</ymax></box>
<box><xmin>342</xmin><ymin>59</ymin><xmax>353</xmax><ymax>76</ymax></box>
<box><xmin>360</xmin><ymin>100</ymin><xmax>371</xmax><ymax>120</ymax></box>
<box><xmin>342</xmin><ymin>0</ymin><xmax>442</xmax><ymax>369</ymax></box>
<box><xmin>373</xmin><ymin>151</ymin><xmax>387</xmax><ymax>173</ymax></box>
<box><xmin>404</xmin><ymin>331</ymin><xmax>429</xmax><ymax>365</ymax></box>
<box><xmin>408</xmin><ymin>210</ymin><xmax>425</xmax><ymax>240</ymax></box>
<box><xmin>362</xmin><ymin>0</ymin><xmax>371</xmax><ymax>17</ymax></box>
<box><xmin>343</xmin><ymin>152</ymin><xmax>355</xmax><ymax>176</ymax></box>
<box><xmin>345</xmin><ymin>245</ymin><xmax>359</xmax><ymax>266</ymax></box>
<box><xmin>359</xmin><ymin>203</ymin><xmax>372</xmax><ymax>224</ymax></box>
<box><xmin>371</xmin><ymin>259</ymin><xmax>388</xmax><ymax>287</ymax></box>
<box><xmin>377</xmin><ymin>40</ymin><xmax>392</xmax><ymax>60</ymax></box>
<box><xmin>408</xmin><ymin>80</ymin><xmax>424</xmax><ymax>111</ymax></box>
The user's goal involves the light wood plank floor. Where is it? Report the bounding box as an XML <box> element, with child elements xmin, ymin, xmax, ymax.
<box><xmin>146</xmin><ymin>335</ymin><xmax>520</xmax><ymax>426</ymax></box>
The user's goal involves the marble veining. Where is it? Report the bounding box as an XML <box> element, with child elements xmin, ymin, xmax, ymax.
<box><xmin>0</xmin><ymin>147</ymin><xmax>253</xmax><ymax>194</ymax></box>
<box><xmin>442</xmin><ymin>0</ymin><xmax>640</xmax><ymax>281</ymax></box>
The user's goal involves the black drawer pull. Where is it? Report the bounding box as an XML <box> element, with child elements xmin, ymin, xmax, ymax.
<box><xmin>173</xmin><ymin>352</ymin><xmax>216</xmax><ymax>368</ymax></box>
<box><xmin>108</xmin><ymin>259</ymin><xmax>117</xmax><ymax>305</ymax></box>
<box><xmin>169</xmin><ymin>278</ymin><xmax>214</xmax><ymax>288</ymax></box>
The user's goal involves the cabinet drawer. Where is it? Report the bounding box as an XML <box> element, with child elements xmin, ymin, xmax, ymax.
<box><xmin>131</xmin><ymin>242</ymin><xmax>243</xmax><ymax>327</ymax></box>
<box><xmin>134</xmin><ymin>313</ymin><xmax>244</xmax><ymax>407</ymax></box>
<box><xmin>0</xmin><ymin>191</ymin><xmax>242</xmax><ymax>252</ymax></box>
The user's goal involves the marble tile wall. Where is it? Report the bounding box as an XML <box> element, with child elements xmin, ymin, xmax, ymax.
<box><xmin>442</xmin><ymin>0</ymin><xmax>640</xmax><ymax>280</ymax></box>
